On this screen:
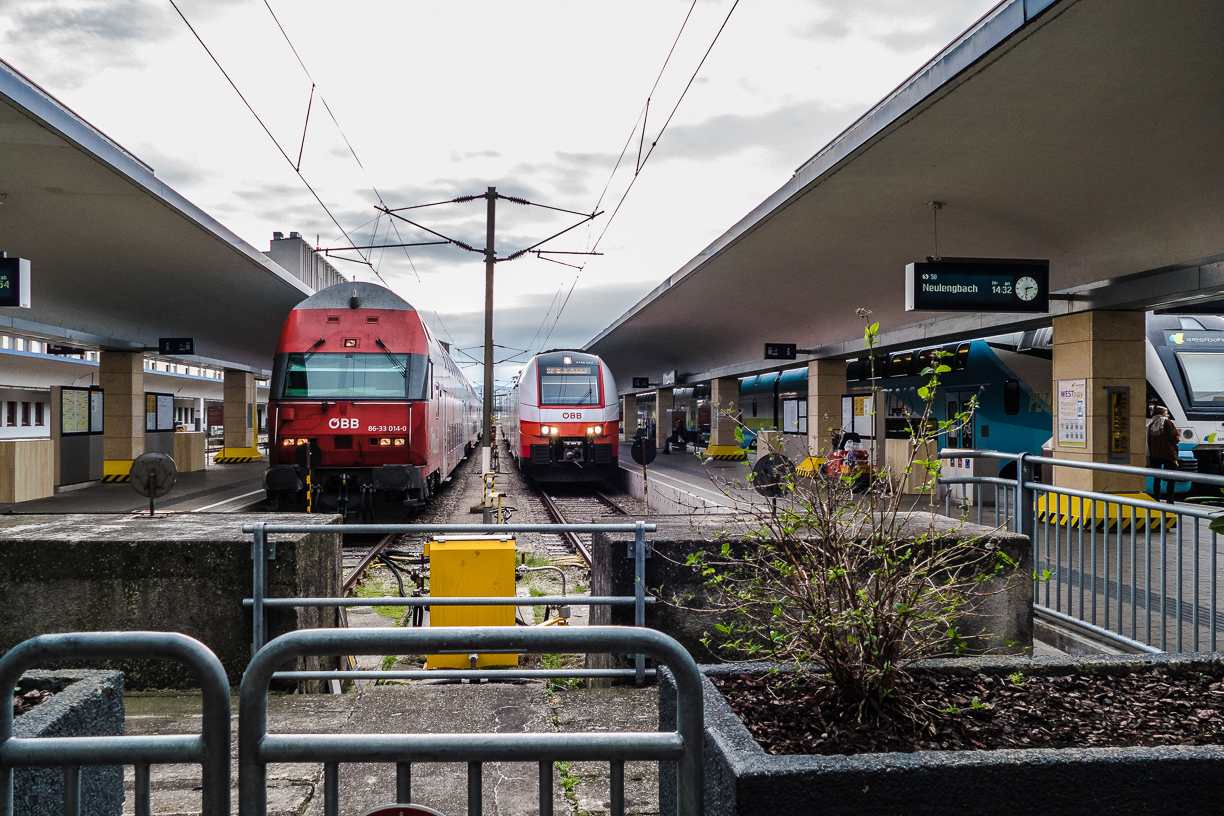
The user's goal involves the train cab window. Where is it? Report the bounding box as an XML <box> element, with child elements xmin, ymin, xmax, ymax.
<box><xmin>539</xmin><ymin>363</ymin><xmax>600</xmax><ymax>406</ymax></box>
<box><xmin>952</xmin><ymin>343</ymin><xmax>971</xmax><ymax>372</ymax></box>
<box><xmin>1179</xmin><ymin>317</ymin><xmax>1206</xmax><ymax>331</ymax></box>
<box><xmin>1004</xmin><ymin>379</ymin><xmax>1021</xmax><ymax>415</ymax></box>
<box><xmin>276</xmin><ymin>352</ymin><xmax>430</xmax><ymax>400</ymax></box>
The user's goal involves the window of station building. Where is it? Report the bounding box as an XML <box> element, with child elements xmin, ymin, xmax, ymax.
<box><xmin>3</xmin><ymin>401</ymin><xmax>11</xmax><ymax>426</ymax></box>
<box><xmin>782</xmin><ymin>398</ymin><xmax>807</xmax><ymax>434</ymax></box>
<box><xmin>20</xmin><ymin>402</ymin><xmax>30</xmax><ymax>426</ymax></box>
<box><xmin>34</xmin><ymin>402</ymin><xmax>44</xmax><ymax>426</ymax></box>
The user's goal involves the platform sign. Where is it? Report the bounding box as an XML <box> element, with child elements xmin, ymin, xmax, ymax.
<box><xmin>905</xmin><ymin>258</ymin><xmax>1049</xmax><ymax>313</ymax></box>
<box><xmin>632</xmin><ymin>377</ymin><xmax>649</xmax><ymax>389</ymax></box>
<box><xmin>764</xmin><ymin>343</ymin><xmax>797</xmax><ymax>360</ymax></box>
<box><xmin>0</xmin><ymin>257</ymin><xmax>31</xmax><ymax>308</ymax></box>
<box><xmin>1057</xmin><ymin>379</ymin><xmax>1086</xmax><ymax>448</ymax></box>
<box><xmin>159</xmin><ymin>337</ymin><xmax>195</xmax><ymax>355</ymax></box>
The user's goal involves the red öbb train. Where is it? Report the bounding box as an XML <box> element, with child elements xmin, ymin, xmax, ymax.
<box><xmin>264</xmin><ymin>282</ymin><xmax>480</xmax><ymax>517</ymax></box>
<box><xmin>504</xmin><ymin>350</ymin><xmax>619</xmax><ymax>482</ymax></box>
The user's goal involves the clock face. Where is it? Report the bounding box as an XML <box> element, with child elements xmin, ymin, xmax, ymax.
<box><xmin>1015</xmin><ymin>276</ymin><xmax>1039</xmax><ymax>301</ymax></box>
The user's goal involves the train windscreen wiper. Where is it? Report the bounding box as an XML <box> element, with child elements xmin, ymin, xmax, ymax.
<box><xmin>574</xmin><ymin>385</ymin><xmax>594</xmax><ymax>406</ymax></box>
<box><xmin>302</xmin><ymin>338</ymin><xmax>326</xmax><ymax>363</ymax></box>
<box><xmin>375</xmin><ymin>338</ymin><xmax>409</xmax><ymax>378</ymax></box>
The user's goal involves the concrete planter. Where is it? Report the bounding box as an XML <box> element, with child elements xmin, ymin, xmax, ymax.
<box><xmin>13</xmin><ymin>669</ymin><xmax>124</xmax><ymax>816</ymax></box>
<box><xmin>660</xmin><ymin>654</ymin><xmax>1224</xmax><ymax>816</ymax></box>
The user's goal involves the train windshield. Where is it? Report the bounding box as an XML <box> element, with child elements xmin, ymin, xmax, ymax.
<box><xmin>276</xmin><ymin>352</ymin><xmax>429</xmax><ymax>399</ymax></box>
<box><xmin>1176</xmin><ymin>352</ymin><xmax>1224</xmax><ymax>403</ymax></box>
<box><xmin>539</xmin><ymin>364</ymin><xmax>600</xmax><ymax>406</ymax></box>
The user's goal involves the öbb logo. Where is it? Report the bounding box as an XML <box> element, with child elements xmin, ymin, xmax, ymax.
<box><xmin>329</xmin><ymin>417</ymin><xmax>359</xmax><ymax>429</ymax></box>
<box><xmin>562</xmin><ymin>412</ymin><xmax>582</xmax><ymax>419</ymax></box>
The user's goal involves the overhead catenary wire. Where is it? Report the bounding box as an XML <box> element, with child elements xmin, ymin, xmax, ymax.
<box><xmin>167</xmin><ymin>0</ymin><xmax>373</xmax><ymax>275</ymax></box>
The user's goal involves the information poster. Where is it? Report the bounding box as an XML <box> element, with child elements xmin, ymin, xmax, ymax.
<box><xmin>1057</xmin><ymin>379</ymin><xmax>1086</xmax><ymax>447</ymax></box>
<box><xmin>783</xmin><ymin>399</ymin><xmax>799</xmax><ymax>433</ymax></box>
<box><xmin>89</xmin><ymin>390</ymin><xmax>103</xmax><ymax>433</ymax></box>
<box><xmin>157</xmin><ymin>394</ymin><xmax>174</xmax><ymax>430</ymax></box>
<box><xmin>61</xmin><ymin>389</ymin><xmax>83</xmax><ymax>433</ymax></box>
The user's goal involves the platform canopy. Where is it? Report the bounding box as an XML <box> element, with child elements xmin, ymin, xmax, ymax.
<box><xmin>0</xmin><ymin>60</ymin><xmax>313</xmax><ymax>375</ymax></box>
<box><xmin>586</xmin><ymin>0</ymin><xmax>1224</xmax><ymax>387</ymax></box>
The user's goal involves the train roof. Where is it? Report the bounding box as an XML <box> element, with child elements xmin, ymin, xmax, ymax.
<box><xmin>293</xmin><ymin>281</ymin><xmax>415</xmax><ymax>312</ymax></box>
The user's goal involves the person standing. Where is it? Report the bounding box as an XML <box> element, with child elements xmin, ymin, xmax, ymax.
<box><xmin>1147</xmin><ymin>405</ymin><xmax>1180</xmax><ymax>504</ymax></box>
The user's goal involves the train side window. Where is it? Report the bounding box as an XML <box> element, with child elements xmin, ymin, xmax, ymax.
<box><xmin>888</xmin><ymin>351</ymin><xmax>913</xmax><ymax>378</ymax></box>
<box><xmin>952</xmin><ymin>343</ymin><xmax>970</xmax><ymax>372</ymax></box>
<box><xmin>916</xmin><ymin>348</ymin><xmax>936</xmax><ymax>373</ymax></box>
<box><xmin>1004</xmin><ymin>379</ymin><xmax>1021</xmax><ymax>415</ymax></box>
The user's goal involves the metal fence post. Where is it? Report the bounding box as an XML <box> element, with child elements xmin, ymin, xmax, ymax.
<box><xmin>1015</xmin><ymin>453</ymin><xmax>1034</xmax><ymax>541</ymax></box>
<box><xmin>634</xmin><ymin>521</ymin><xmax>646</xmax><ymax>686</ymax></box>
<box><xmin>252</xmin><ymin>524</ymin><xmax>268</xmax><ymax>653</ymax></box>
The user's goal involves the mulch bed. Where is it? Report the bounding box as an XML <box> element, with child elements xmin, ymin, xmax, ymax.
<box><xmin>714</xmin><ymin>669</ymin><xmax>1224</xmax><ymax>755</ymax></box>
<box><xmin>12</xmin><ymin>688</ymin><xmax>54</xmax><ymax>718</ymax></box>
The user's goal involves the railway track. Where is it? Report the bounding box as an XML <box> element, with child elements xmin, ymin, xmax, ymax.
<box><xmin>341</xmin><ymin>533</ymin><xmax>397</xmax><ymax>594</ymax></box>
<box><xmin>531</xmin><ymin>483</ymin><xmax>642</xmax><ymax>567</ymax></box>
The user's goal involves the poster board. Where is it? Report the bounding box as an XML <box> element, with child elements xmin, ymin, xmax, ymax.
<box><xmin>1057</xmin><ymin>379</ymin><xmax>1086</xmax><ymax>448</ymax></box>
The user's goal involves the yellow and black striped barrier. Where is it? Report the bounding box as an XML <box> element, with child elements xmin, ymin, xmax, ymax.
<box><xmin>102</xmin><ymin>460</ymin><xmax>132</xmax><ymax>483</ymax></box>
<box><xmin>1037</xmin><ymin>493</ymin><xmax>1176</xmax><ymax>531</ymax></box>
<box><xmin>703</xmin><ymin>445</ymin><xmax>747</xmax><ymax>461</ymax></box>
<box><xmin>796</xmin><ymin>456</ymin><xmax>825</xmax><ymax>478</ymax></box>
<box><xmin>213</xmin><ymin>446</ymin><xmax>264</xmax><ymax>464</ymax></box>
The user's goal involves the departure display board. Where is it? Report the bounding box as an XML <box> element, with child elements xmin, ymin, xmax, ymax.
<box><xmin>544</xmin><ymin>366</ymin><xmax>593</xmax><ymax>375</ymax></box>
<box><xmin>0</xmin><ymin>257</ymin><xmax>31</xmax><ymax>308</ymax></box>
<box><xmin>905</xmin><ymin>258</ymin><xmax>1049</xmax><ymax>313</ymax></box>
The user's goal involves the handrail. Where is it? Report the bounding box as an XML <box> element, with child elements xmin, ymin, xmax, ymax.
<box><xmin>940</xmin><ymin>448</ymin><xmax>1224</xmax><ymax>487</ymax></box>
<box><xmin>238</xmin><ymin>627</ymin><xmax>703</xmax><ymax>816</ymax></box>
<box><xmin>0</xmin><ymin>632</ymin><xmax>231</xmax><ymax>816</ymax></box>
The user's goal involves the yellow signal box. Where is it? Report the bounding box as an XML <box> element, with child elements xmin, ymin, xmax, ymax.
<box><xmin>425</xmin><ymin>535</ymin><xmax>519</xmax><ymax>669</ymax></box>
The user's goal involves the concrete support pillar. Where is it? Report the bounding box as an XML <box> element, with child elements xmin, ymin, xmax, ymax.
<box><xmin>193</xmin><ymin>397</ymin><xmax>205</xmax><ymax>433</ymax></box>
<box><xmin>216</xmin><ymin>369</ymin><xmax>262</xmax><ymax>463</ymax></box>
<box><xmin>621</xmin><ymin>394</ymin><xmax>636</xmax><ymax>441</ymax></box>
<box><xmin>1051</xmin><ymin>310</ymin><xmax>1146</xmax><ymax>493</ymax></box>
<box><xmin>655</xmin><ymin>387</ymin><xmax>674</xmax><ymax>450</ymax></box>
<box><xmin>707</xmin><ymin>377</ymin><xmax>743</xmax><ymax>461</ymax></box>
<box><xmin>807</xmin><ymin>359</ymin><xmax>846</xmax><ymax>456</ymax></box>
<box><xmin>99</xmin><ymin>351</ymin><xmax>143</xmax><ymax>482</ymax></box>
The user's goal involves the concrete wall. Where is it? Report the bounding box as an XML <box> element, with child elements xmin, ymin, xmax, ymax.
<box><xmin>0</xmin><ymin>513</ymin><xmax>342</xmax><ymax>688</ymax></box>
<box><xmin>589</xmin><ymin>514</ymin><xmax>1031</xmax><ymax>666</ymax></box>
<box><xmin>13</xmin><ymin>669</ymin><xmax>124</xmax><ymax>816</ymax></box>
<box><xmin>610</xmin><ymin>466</ymin><xmax>725</xmax><ymax>515</ymax></box>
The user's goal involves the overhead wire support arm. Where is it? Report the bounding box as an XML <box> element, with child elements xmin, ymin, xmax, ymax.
<box><xmin>499</xmin><ymin>211</ymin><xmax>604</xmax><ymax>263</ymax></box>
<box><xmin>318</xmin><ymin>241</ymin><xmax>449</xmax><ymax>255</ymax></box>
<box><xmin>376</xmin><ymin>207</ymin><xmax>486</xmax><ymax>255</ymax></box>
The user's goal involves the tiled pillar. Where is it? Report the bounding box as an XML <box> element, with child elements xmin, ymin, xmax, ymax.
<box><xmin>655</xmin><ymin>387</ymin><xmax>674</xmax><ymax>450</ymax></box>
<box><xmin>807</xmin><ymin>359</ymin><xmax>846</xmax><ymax>456</ymax></box>
<box><xmin>1051</xmin><ymin>310</ymin><xmax>1146</xmax><ymax>493</ymax></box>
<box><xmin>621</xmin><ymin>394</ymin><xmax>636</xmax><ymax>440</ymax></box>
<box><xmin>216</xmin><ymin>369</ymin><xmax>262</xmax><ymax>463</ymax></box>
<box><xmin>709</xmin><ymin>376</ymin><xmax>740</xmax><ymax>448</ymax></box>
<box><xmin>100</xmin><ymin>351</ymin><xmax>143</xmax><ymax>482</ymax></box>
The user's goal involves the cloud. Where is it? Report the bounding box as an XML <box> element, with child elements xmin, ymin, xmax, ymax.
<box><xmin>450</xmin><ymin>149</ymin><xmax>502</xmax><ymax>161</ymax></box>
<box><xmin>794</xmin><ymin>0</ymin><xmax>997</xmax><ymax>55</ymax></box>
<box><xmin>640</xmin><ymin>99</ymin><xmax>858</xmax><ymax>166</ymax></box>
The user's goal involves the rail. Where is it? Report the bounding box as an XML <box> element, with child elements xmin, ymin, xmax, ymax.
<box><xmin>238</xmin><ymin>627</ymin><xmax>704</xmax><ymax>816</ymax></box>
<box><xmin>244</xmin><ymin>521</ymin><xmax>658</xmax><ymax>683</ymax></box>
<box><xmin>0</xmin><ymin>632</ymin><xmax>230</xmax><ymax>816</ymax></box>
<box><xmin>939</xmin><ymin>449</ymin><xmax>1224</xmax><ymax>653</ymax></box>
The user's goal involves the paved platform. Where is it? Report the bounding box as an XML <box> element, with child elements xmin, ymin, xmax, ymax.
<box><xmin>0</xmin><ymin>460</ymin><xmax>268</xmax><ymax>515</ymax></box>
<box><xmin>616</xmin><ymin>439</ymin><xmax>737</xmax><ymax>510</ymax></box>
<box><xmin>124</xmin><ymin>682</ymin><xmax>661</xmax><ymax>816</ymax></box>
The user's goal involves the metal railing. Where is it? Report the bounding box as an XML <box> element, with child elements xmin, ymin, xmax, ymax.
<box><xmin>0</xmin><ymin>632</ymin><xmax>231</xmax><ymax>816</ymax></box>
<box><xmin>244</xmin><ymin>521</ymin><xmax>659</xmax><ymax>683</ymax></box>
<box><xmin>940</xmin><ymin>449</ymin><xmax>1224</xmax><ymax>653</ymax></box>
<box><xmin>238</xmin><ymin>626</ymin><xmax>704</xmax><ymax>816</ymax></box>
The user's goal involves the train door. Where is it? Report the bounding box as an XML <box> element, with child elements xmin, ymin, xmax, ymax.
<box><xmin>944</xmin><ymin>391</ymin><xmax>976</xmax><ymax>449</ymax></box>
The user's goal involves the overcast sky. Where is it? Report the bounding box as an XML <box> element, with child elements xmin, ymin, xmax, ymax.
<box><xmin>0</xmin><ymin>0</ymin><xmax>999</xmax><ymax>390</ymax></box>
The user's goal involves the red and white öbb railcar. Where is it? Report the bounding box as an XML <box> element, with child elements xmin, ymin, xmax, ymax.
<box><xmin>504</xmin><ymin>350</ymin><xmax>619</xmax><ymax>482</ymax></box>
<box><xmin>264</xmin><ymin>282</ymin><xmax>480</xmax><ymax>516</ymax></box>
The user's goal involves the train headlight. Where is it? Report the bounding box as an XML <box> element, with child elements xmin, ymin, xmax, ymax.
<box><xmin>549</xmin><ymin>426</ymin><xmax>559</xmax><ymax>435</ymax></box>
<box><xmin>282</xmin><ymin>438</ymin><xmax>296</xmax><ymax>447</ymax></box>
<box><xmin>378</xmin><ymin>438</ymin><xmax>392</xmax><ymax>446</ymax></box>
<box><xmin>539</xmin><ymin>425</ymin><xmax>551</xmax><ymax>435</ymax></box>
<box><xmin>393</xmin><ymin>438</ymin><xmax>406</xmax><ymax>446</ymax></box>
<box><xmin>586</xmin><ymin>426</ymin><xmax>595</xmax><ymax>435</ymax></box>
<box><xmin>594</xmin><ymin>425</ymin><xmax>602</xmax><ymax>434</ymax></box>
